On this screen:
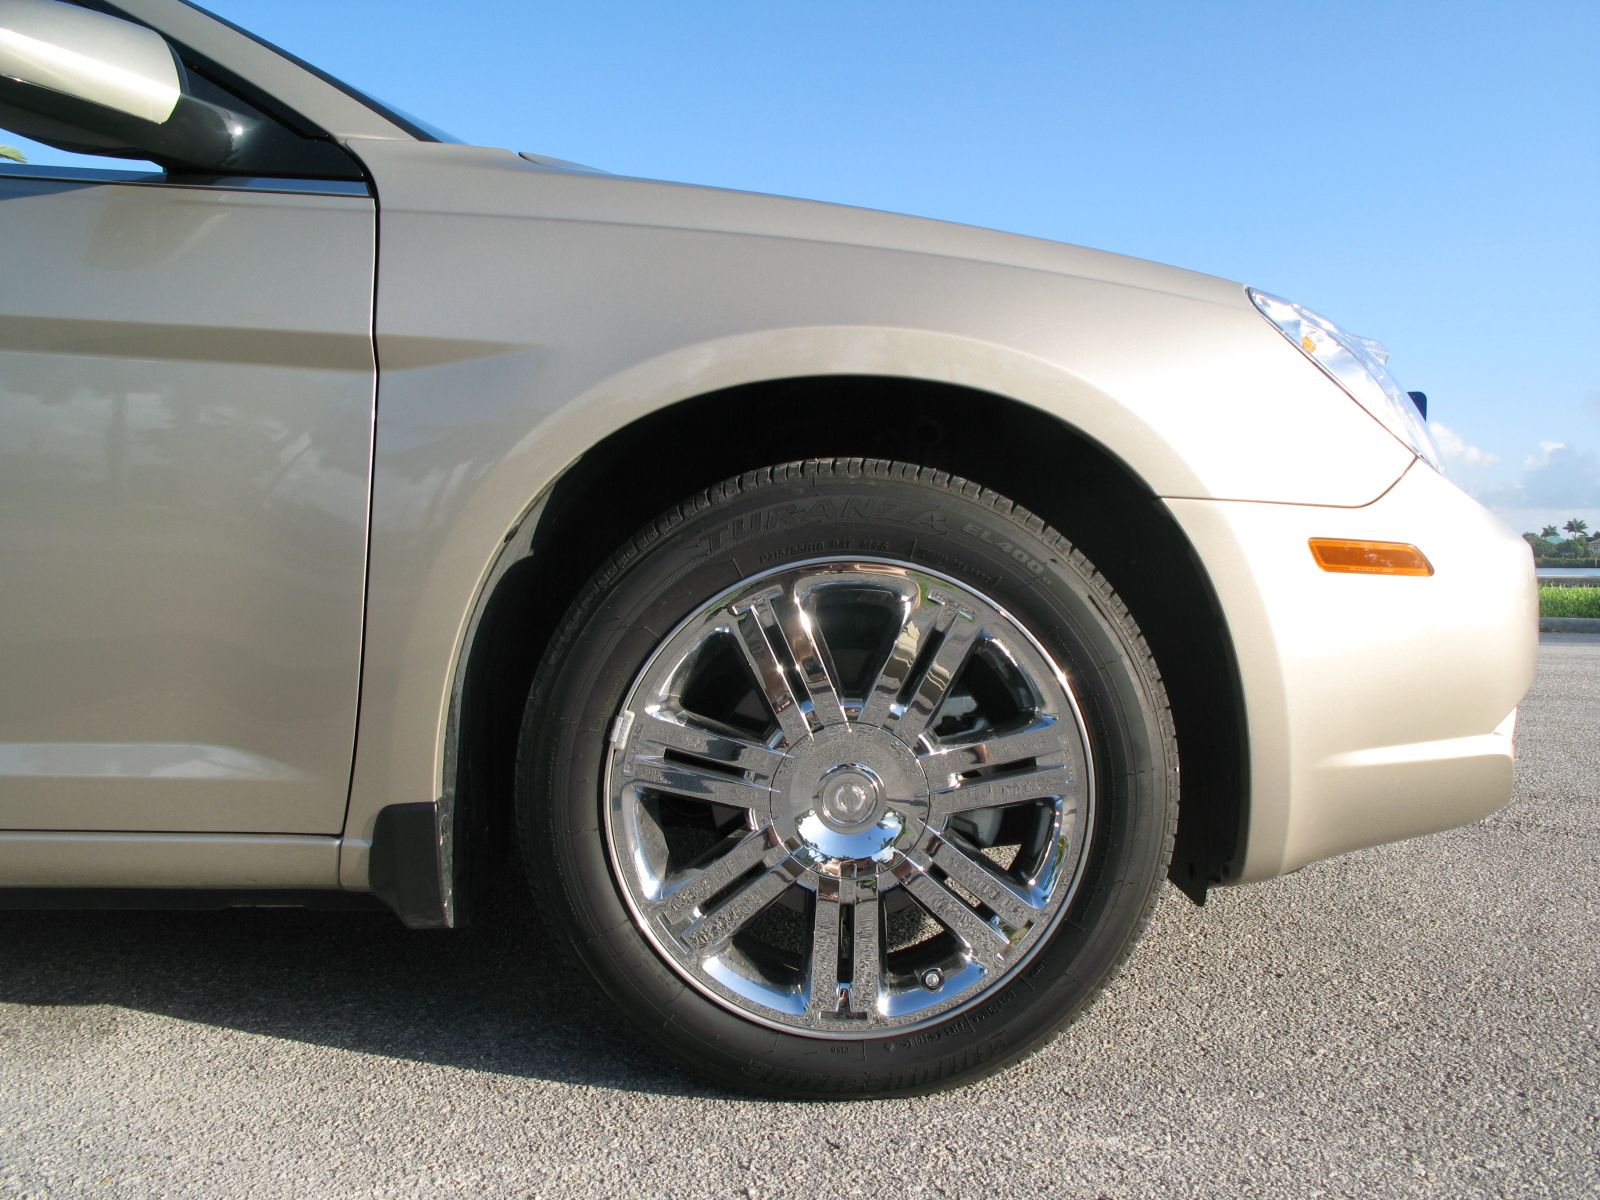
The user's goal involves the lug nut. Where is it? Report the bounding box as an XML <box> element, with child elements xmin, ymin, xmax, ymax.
<box><xmin>921</xmin><ymin>968</ymin><xmax>945</xmax><ymax>992</ymax></box>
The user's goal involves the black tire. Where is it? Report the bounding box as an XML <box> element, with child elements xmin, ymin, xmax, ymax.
<box><xmin>516</xmin><ymin>459</ymin><xmax>1177</xmax><ymax>1098</ymax></box>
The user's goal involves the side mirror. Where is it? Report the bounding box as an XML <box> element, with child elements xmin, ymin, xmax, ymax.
<box><xmin>1</xmin><ymin>0</ymin><xmax>241</xmax><ymax>171</ymax></box>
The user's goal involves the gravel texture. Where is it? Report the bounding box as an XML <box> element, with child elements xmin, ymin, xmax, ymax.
<box><xmin>2</xmin><ymin>635</ymin><xmax>1596</xmax><ymax>1199</ymax></box>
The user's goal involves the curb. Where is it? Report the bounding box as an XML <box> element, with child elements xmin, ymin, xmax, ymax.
<box><xmin>1540</xmin><ymin>617</ymin><xmax>1600</xmax><ymax>633</ymax></box>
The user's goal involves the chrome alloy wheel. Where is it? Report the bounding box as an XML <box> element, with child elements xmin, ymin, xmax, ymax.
<box><xmin>603</xmin><ymin>558</ymin><xmax>1095</xmax><ymax>1036</ymax></box>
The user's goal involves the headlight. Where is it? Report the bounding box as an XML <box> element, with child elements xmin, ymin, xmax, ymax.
<box><xmin>1248</xmin><ymin>289</ymin><xmax>1442</xmax><ymax>471</ymax></box>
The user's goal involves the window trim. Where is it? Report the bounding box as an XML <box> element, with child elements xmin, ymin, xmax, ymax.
<box><xmin>0</xmin><ymin>160</ymin><xmax>372</xmax><ymax>198</ymax></box>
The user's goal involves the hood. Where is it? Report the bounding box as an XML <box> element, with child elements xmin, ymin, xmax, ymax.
<box><xmin>386</xmin><ymin>142</ymin><xmax>1246</xmax><ymax>310</ymax></box>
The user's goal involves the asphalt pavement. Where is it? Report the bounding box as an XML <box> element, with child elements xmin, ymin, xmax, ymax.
<box><xmin>2</xmin><ymin>635</ymin><xmax>1597</xmax><ymax>1199</ymax></box>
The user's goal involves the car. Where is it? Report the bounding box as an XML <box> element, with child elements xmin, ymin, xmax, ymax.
<box><xmin>0</xmin><ymin>0</ymin><xmax>1538</xmax><ymax>1099</ymax></box>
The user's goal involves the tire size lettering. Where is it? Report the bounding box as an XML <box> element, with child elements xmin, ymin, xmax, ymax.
<box><xmin>960</xmin><ymin>521</ymin><xmax>1046</xmax><ymax>576</ymax></box>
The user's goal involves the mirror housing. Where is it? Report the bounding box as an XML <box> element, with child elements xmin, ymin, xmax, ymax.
<box><xmin>0</xmin><ymin>0</ymin><xmax>358</xmax><ymax>177</ymax></box>
<box><xmin>0</xmin><ymin>0</ymin><xmax>241</xmax><ymax>170</ymax></box>
<box><xmin>1</xmin><ymin>0</ymin><xmax>182</xmax><ymax>123</ymax></box>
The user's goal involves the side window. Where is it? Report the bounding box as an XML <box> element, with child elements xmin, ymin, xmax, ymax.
<box><xmin>0</xmin><ymin>134</ymin><xmax>158</xmax><ymax>177</ymax></box>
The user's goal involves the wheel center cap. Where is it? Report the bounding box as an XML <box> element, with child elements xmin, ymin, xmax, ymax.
<box><xmin>818</xmin><ymin>765</ymin><xmax>881</xmax><ymax>830</ymax></box>
<box><xmin>767</xmin><ymin>723</ymin><xmax>934</xmax><ymax>882</ymax></box>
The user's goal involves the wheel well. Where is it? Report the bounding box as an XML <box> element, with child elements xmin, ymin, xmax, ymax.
<box><xmin>454</xmin><ymin>376</ymin><xmax>1246</xmax><ymax>914</ymax></box>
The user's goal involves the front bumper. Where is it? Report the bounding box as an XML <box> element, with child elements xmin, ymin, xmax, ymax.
<box><xmin>1167</xmin><ymin>460</ymin><xmax>1538</xmax><ymax>882</ymax></box>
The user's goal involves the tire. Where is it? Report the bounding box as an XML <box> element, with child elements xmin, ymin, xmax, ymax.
<box><xmin>516</xmin><ymin>459</ymin><xmax>1177</xmax><ymax>1098</ymax></box>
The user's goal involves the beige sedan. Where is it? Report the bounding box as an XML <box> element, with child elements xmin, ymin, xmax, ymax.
<box><xmin>0</xmin><ymin>0</ymin><xmax>1537</xmax><ymax>1097</ymax></box>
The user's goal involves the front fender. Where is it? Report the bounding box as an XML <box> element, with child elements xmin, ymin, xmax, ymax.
<box><xmin>337</xmin><ymin>138</ymin><xmax>1411</xmax><ymax>893</ymax></box>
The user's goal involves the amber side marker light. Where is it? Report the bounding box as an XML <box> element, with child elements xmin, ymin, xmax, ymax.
<box><xmin>1309</xmin><ymin>538</ymin><xmax>1434</xmax><ymax>577</ymax></box>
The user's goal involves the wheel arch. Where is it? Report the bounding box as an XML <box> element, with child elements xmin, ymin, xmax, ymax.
<box><xmin>445</xmin><ymin>376</ymin><xmax>1248</xmax><ymax>921</ymax></box>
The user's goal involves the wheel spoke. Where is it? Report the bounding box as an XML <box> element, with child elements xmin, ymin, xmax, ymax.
<box><xmin>730</xmin><ymin>590</ymin><xmax>812</xmax><ymax>745</ymax></box>
<box><xmin>805</xmin><ymin>878</ymin><xmax>845</xmax><ymax>1017</ymax></box>
<box><xmin>846</xmin><ymin>877</ymin><xmax>882</xmax><ymax>1016</ymax></box>
<box><xmin>896</xmin><ymin>861</ymin><xmax>1009</xmax><ymax>970</ymax></box>
<box><xmin>678</xmin><ymin>859</ymin><xmax>798</xmax><ymax>955</ymax></box>
<box><xmin>778</xmin><ymin>588</ymin><xmax>846</xmax><ymax>727</ymax></box>
<box><xmin>925</xmin><ymin>836</ymin><xmax>1040</xmax><ymax>931</ymax></box>
<box><xmin>622</xmin><ymin>756</ymin><xmax>773</xmax><ymax>812</ymax></box>
<box><xmin>932</xmin><ymin>764</ymin><xmax>1077</xmax><ymax>817</ymax></box>
<box><xmin>892</xmin><ymin>607</ymin><xmax>982</xmax><ymax>746</ymax></box>
<box><xmin>857</xmin><ymin>587</ymin><xmax>938</xmax><ymax>729</ymax></box>
<box><xmin>918</xmin><ymin>717</ymin><xmax>1067</xmax><ymax>781</ymax></box>
<box><xmin>805</xmin><ymin>874</ymin><xmax>883</xmax><ymax>1020</ymax></box>
<box><xmin>656</xmin><ymin>827</ymin><xmax>777</xmax><ymax>921</ymax></box>
<box><xmin>632</xmin><ymin>707</ymin><xmax>785</xmax><ymax>777</ymax></box>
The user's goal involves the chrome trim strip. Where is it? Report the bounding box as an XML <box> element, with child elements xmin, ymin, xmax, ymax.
<box><xmin>0</xmin><ymin>162</ymin><xmax>372</xmax><ymax>197</ymax></box>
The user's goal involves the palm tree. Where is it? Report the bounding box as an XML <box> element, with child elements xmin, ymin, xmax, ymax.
<box><xmin>1540</xmin><ymin>525</ymin><xmax>1559</xmax><ymax>540</ymax></box>
<box><xmin>1565</xmin><ymin>518</ymin><xmax>1590</xmax><ymax>540</ymax></box>
<box><xmin>0</xmin><ymin>146</ymin><xmax>25</xmax><ymax>164</ymax></box>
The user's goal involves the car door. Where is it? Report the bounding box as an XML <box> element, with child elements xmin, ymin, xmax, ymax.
<box><xmin>0</xmin><ymin>152</ymin><xmax>375</xmax><ymax>831</ymax></box>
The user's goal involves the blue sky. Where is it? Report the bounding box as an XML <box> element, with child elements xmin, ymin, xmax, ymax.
<box><xmin>13</xmin><ymin>1</ymin><xmax>1600</xmax><ymax>535</ymax></box>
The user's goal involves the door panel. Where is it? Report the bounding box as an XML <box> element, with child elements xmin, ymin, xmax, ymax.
<box><xmin>0</xmin><ymin>172</ymin><xmax>374</xmax><ymax>833</ymax></box>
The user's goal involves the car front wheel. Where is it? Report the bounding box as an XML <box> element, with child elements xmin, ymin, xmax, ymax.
<box><xmin>517</xmin><ymin>459</ymin><xmax>1176</xmax><ymax>1097</ymax></box>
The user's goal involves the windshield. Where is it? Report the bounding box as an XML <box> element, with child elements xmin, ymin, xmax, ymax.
<box><xmin>179</xmin><ymin>0</ymin><xmax>459</xmax><ymax>142</ymax></box>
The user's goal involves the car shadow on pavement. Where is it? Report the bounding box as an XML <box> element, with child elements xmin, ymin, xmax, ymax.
<box><xmin>0</xmin><ymin>881</ymin><xmax>727</xmax><ymax>1099</ymax></box>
